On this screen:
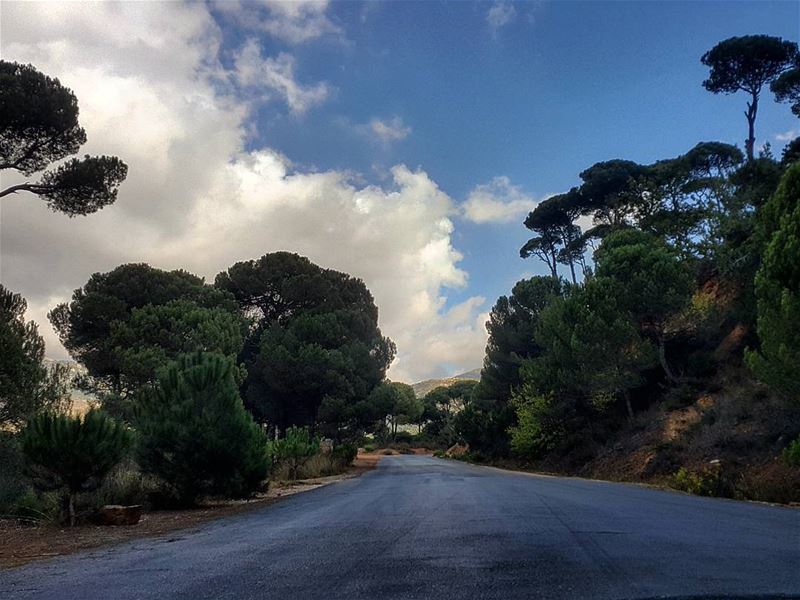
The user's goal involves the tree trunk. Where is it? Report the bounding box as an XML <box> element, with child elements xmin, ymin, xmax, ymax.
<box><xmin>68</xmin><ymin>492</ymin><xmax>76</xmax><ymax>527</ymax></box>
<box><xmin>624</xmin><ymin>394</ymin><xmax>634</xmax><ymax>421</ymax></box>
<box><xmin>658</xmin><ymin>337</ymin><xmax>680</xmax><ymax>384</ymax></box>
<box><xmin>745</xmin><ymin>92</ymin><xmax>758</xmax><ymax>162</ymax></box>
<box><xmin>567</xmin><ymin>257</ymin><xmax>577</xmax><ymax>285</ymax></box>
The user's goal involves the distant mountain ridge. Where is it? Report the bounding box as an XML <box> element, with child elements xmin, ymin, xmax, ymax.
<box><xmin>410</xmin><ymin>368</ymin><xmax>481</xmax><ymax>398</ymax></box>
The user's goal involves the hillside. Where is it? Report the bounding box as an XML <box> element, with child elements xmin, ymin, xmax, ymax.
<box><xmin>411</xmin><ymin>368</ymin><xmax>480</xmax><ymax>398</ymax></box>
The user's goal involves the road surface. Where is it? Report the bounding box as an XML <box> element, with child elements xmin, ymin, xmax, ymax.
<box><xmin>1</xmin><ymin>455</ymin><xmax>798</xmax><ymax>599</ymax></box>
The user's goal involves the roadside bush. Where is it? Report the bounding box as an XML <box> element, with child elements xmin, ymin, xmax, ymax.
<box><xmin>669</xmin><ymin>465</ymin><xmax>735</xmax><ymax>498</ymax></box>
<box><xmin>394</xmin><ymin>431</ymin><xmax>414</xmax><ymax>444</ymax></box>
<box><xmin>736</xmin><ymin>461</ymin><xmax>800</xmax><ymax>504</ymax></box>
<box><xmin>11</xmin><ymin>489</ymin><xmax>60</xmax><ymax>524</ymax></box>
<box><xmin>266</xmin><ymin>426</ymin><xmax>320</xmax><ymax>480</ymax></box>
<box><xmin>782</xmin><ymin>436</ymin><xmax>800</xmax><ymax>467</ymax></box>
<box><xmin>332</xmin><ymin>443</ymin><xmax>357</xmax><ymax>469</ymax></box>
<box><xmin>0</xmin><ymin>432</ymin><xmax>27</xmax><ymax>517</ymax></box>
<box><xmin>88</xmin><ymin>460</ymin><xmax>161</xmax><ymax>509</ymax></box>
<box><xmin>21</xmin><ymin>409</ymin><xmax>133</xmax><ymax>525</ymax></box>
<box><xmin>136</xmin><ymin>352</ymin><xmax>269</xmax><ymax>506</ymax></box>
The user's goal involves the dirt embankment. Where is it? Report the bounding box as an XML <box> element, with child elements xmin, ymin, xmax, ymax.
<box><xmin>527</xmin><ymin>370</ymin><xmax>800</xmax><ymax>504</ymax></box>
<box><xmin>0</xmin><ymin>453</ymin><xmax>382</xmax><ymax>569</ymax></box>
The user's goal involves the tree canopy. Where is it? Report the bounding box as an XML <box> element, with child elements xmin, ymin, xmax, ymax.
<box><xmin>216</xmin><ymin>252</ymin><xmax>394</xmax><ymax>436</ymax></box>
<box><xmin>1</xmin><ymin>285</ymin><xmax>70</xmax><ymax>428</ymax></box>
<box><xmin>0</xmin><ymin>61</ymin><xmax>127</xmax><ymax>215</ymax></box>
<box><xmin>702</xmin><ymin>35</ymin><xmax>799</xmax><ymax>160</ymax></box>
<box><xmin>49</xmin><ymin>263</ymin><xmax>236</xmax><ymax>401</ymax></box>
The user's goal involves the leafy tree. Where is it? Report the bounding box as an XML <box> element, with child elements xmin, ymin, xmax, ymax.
<box><xmin>421</xmin><ymin>381</ymin><xmax>477</xmax><ymax>444</ymax></box>
<box><xmin>527</xmin><ymin>278</ymin><xmax>657</xmax><ymax>419</ymax></box>
<box><xmin>781</xmin><ymin>137</ymin><xmax>800</xmax><ymax>166</ymax></box>
<box><xmin>21</xmin><ymin>410</ymin><xmax>132</xmax><ymax>525</ymax></box>
<box><xmin>215</xmin><ymin>252</ymin><xmax>378</xmax><ymax>331</ymax></box>
<box><xmin>108</xmin><ymin>299</ymin><xmax>246</xmax><ymax>396</ymax></box>
<box><xmin>266</xmin><ymin>426</ymin><xmax>320</xmax><ymax>480</ymax></box>
<box><xmin>746</xmin><ymin>164</ymin><xmax>800</xmax><ymax>401</ymax></box>
<box><xmin>508</xmin><ymin>391</ymin><xmax>562</xmax><ymax>459</ymax></box>
<box><xmin>135</xmin><ymin>352</ymin><xmax>268</xmax><ymax>506</ymax></box>
<box><xmin>594</xmin><ymin>229</ymin><xmax>692</xmax><ymax>383</ymax></box>
<box><xmin>521</xmin><ymin>191</ymin><xmax>587</xmax><ymax>283</ymax></box>
<box><xmin>771</xmin><ymin>62</ymin><xmax>800</xmax><ymax>117</ymax></box>
<box><xmin>701</xmin><ymin>36</ymin><xmax>799</xmax><ymax>161</ymax></box>
<box><xmin>366</xmin><ymin>381</ymin><xmax>421</xmax><ymax>440</ymax></box>
<box><xmin>468</xmin><ymin>276</ymin><xmax>562</xmax><ymax>456</ymax></box>
<box><xmin>1</xmin><ymin>284</ymin><xmax>70</xmax><ymax>428</ymax></box>
<box><xmin>217</xmin><ymin>253</ymin><xmax>395</xmax><ymax>434</ymax></box>
<box><xmin>0</xmin><ymin>61</ymin><xmax>127</xmax><ymax>215</ymax></box>
<box><xmin>575</xmin><ymin>159</ymin><xmax>649</xmax><ymax>232</ymax></box>
<box><xmin>49</xmin><ymin>263</ymin><xmax>235</xmax><ymax>400</ymax></box>
<box><xmin>520</xmin><ymin>199</ymin><xmax>572</xmax><ymax>279</ymax></box>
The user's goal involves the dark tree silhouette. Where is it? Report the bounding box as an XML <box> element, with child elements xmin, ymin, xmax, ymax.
<box><xmin>0</xmin><ymin>61</ymin><xmax>127</xmax><ymax>215</ymax></box>
<box><xmin>701</xmin><ymin>36</ymin><xmax>799</xmax><ymax>161</ymax></box>
<box><xmin>772</xmin><ymin>65</ymin><xmax>800</xmax><ymax>117</ymax></box>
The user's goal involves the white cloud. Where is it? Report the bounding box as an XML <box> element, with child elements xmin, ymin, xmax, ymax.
<box><xmin>0</xmin><ymin>1</ymin><xmax>486</xmax><ymax>382</ymax></box>
<box><xmin>234</xmin><ymin>39</ymin><xmax>330</xmax><ymax>114</ymax></box>
<box><xmin>215</xmin><ymin>0</ymin><xmax>342</xmax><ymax>44</ymax></box>
<box><xmin>462</xmin><ymin>176</ymin><xmax>539</xmax><ymax>224</ymax></box>
<box><xmin>775</xmin><ymin>128</ymin><xmax>798</xmax><ymax>142</ymax></box>
<box><xmin>368</xmin><ymin>116</ymin><xmax>412</xmax><ymax>143</ymax></box>
<box><xmin>487</xmin><ymin>1</ymin><xmax>517</xmax><ymax>36</ymax></box>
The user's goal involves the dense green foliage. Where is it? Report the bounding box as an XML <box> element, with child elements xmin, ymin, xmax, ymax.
<box><xmin>470</xmin><ymin>35</ymin><xmax>800</xmax><ymax>466</ymax></box>
<box><xmin>266</xmin><ymin>426</ymin><xmax>320</xmax><ymax>480</ymax></box>
<box><xmin>135</xmin><ymin>353</ymin><xmax>268</xmax><ymax>506</ymax></box>
<box><xmin>216</xmin><ymin>252</ymin><xmax>394</xmax><ymax>436</ymax></box>
<box><xmin>422</xmin><ymin>381</ymin><xmax>477</xmax><ymax>447</ymax></box>
<box><xmin>21</xmin><ymin>410</ymin><xmax>132</xmax><ymax>524</ymax></box>
<box><xmin>365</xmin><ymin>381</ymin><xmax>421</xmax><ymax>441</ymax></box>
<box><xmin>746</xmin><ymin>165</ymin><xmax>800</xmax><ymax>402</ymax></box>
<box><xmin>463</xmin><ymin>277</ymin><xmax>562</xmax><ymax>456</ymax></box>
<box><xmin>0</xmin><ymin>284</ymin><xmax>70</xmax><ymax>428</ymax></box>
<box><xmin>49</xmin><ymin>263</ymin><xmax>237</xmax><ymax>406</ymax></box>
<box><xmin>0</xmin><ymin>61</ymin><xmax>127</xmax><ymax>215</ymax></box>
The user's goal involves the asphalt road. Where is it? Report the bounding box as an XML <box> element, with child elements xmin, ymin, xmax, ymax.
<box><xmin>1</xmin><ymin>455</ymin><xmax>798</xmax><ymax>600</ymax></box>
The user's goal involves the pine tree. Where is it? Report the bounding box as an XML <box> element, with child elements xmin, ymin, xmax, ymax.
<box><xmin>135</xmin><ymin>352</ymin><xmax>268</xmax><ymax>506</ymax></box>
<box><xmin>21</xmin><ymin>410</ymin><xmax>132</xmax><ymax>525</ymax></box>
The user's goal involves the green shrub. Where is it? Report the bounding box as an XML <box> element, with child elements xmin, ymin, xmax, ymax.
<box><xmin>266</xmin><ymin>426</ymin><xmax>320</xmax><ymax>480</ymax></box>
<box><xmin>669</xmin><ymin>465</ymin><xmax>734</xmax><ymax>498</ymax></box>
<box><xmin>89</xmin><ymin>461</ymin><xmax>161</xmax><ymax>509</ymax></box>
<box><xmin>0</xmin><ymin>432</ymin><xmax>28</xmax><ymax>516</ymax></box>
<box><xmin>136</xmin><ymin>352</ymin><xmax>269</xmax><ymax>506</ymax></box>
<box><xmin>362</xmin><ymin>443</ymin><xmax>376</xmax><ymax>453</ymax></box>
<box><xmin>11</xmin><ymin>489</ymin><xmax>60</xmax><ymax>523</ymax></box>
<box><xmin>393</xmin><ymin>431</ymin><xmax>414</xmax><ymax>444</ymax></box>
<box><xmin>782</xmin><ymin>436</ymin><xmax>800</xmax><ymax>467</ymax></box>
<box><xmin>332</xmin><ymin>443</ymin><xmax>357</xmax><ymax>469</ymax></box>
<box><xmin>746</xmin><ymin>164</ymin><xmax>800</xmax><ymax>401</ymax></box>
<box><xmin>21</xmin><ymin>409</ymin><xmax>133</xmax><ymax>525</ymax></box>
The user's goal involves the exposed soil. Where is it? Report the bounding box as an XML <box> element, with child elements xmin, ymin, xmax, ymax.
<box><xmin>0</xmin><ymin>454</ymin><xmax>381</xmax><ymax>569</ymax></box>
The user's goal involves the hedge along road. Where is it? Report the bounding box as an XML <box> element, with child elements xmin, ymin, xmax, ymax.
<box><xmin>0</xmin><ymin>454</ymin><xmax>798</xmax><ymax>600</ymax></box>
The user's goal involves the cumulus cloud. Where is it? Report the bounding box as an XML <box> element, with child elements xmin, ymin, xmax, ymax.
<box><xmin>775</xmin><ymin>128</ymin><xmax>798</xmax><ymax>142</ymax></box>
<box><xmin>215</xmin><ymin>0</ymin><xmax>342</xmax><ymax>44</ymax></box>
<box><xmin>0</xmin><ymin>1</ymin><xmax>487</xmax><ymax>382</ymax></box>
<box><xmin>234</xmin><ymin>39</ymin><xmax>330</xmax><ymax>114</ymax></box>
<box><xmin>487</xmin><ymin>1</ymin><xmax>517</xmax><ymax>36</ymax></box>
<box><xmin>462</xmin><ymin>176</ymin><xmax>539</xmax><ymax>224</ymax></box>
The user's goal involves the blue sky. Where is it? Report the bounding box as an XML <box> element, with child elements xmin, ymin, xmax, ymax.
<box><xmin>3</xmin><ymin>1</ymin><xmax>799</xmax><ymax>381</ymax></box>
<box><xmin>218</xmin><ymin>0</ymin><xmax>800</xmax><ymax>309</ymax></box>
